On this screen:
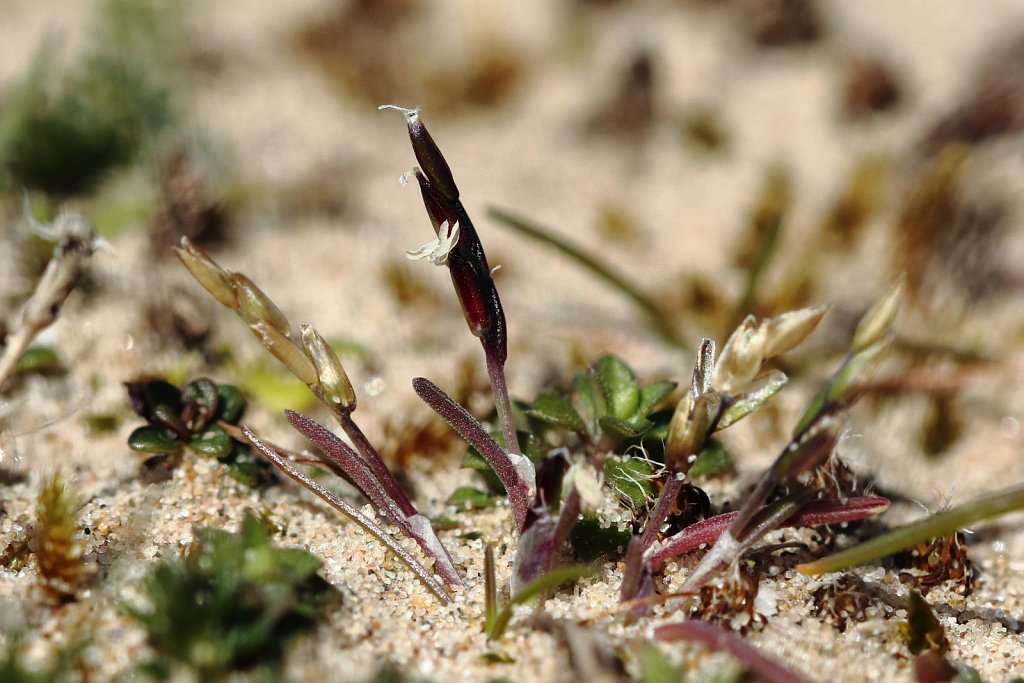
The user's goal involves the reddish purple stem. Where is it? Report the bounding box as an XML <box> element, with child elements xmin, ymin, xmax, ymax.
<box><xmin>285</xmin><ymin>409</ymin><xmax>463</xmax><ymax>586</ymax></box>
<box><xmin>645</xmin><ymin>495</ymin><xmax>890</xmax><ymax>566</ymax></box>
<box><xmin>655</xmin><ymin>621</ymin><xmax>813</xmax><ymax>683</ymax></box>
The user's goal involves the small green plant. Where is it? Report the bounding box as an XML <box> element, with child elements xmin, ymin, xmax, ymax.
<box><xmin>127</xmin><ymin>513</ymin><xmax>339</xmax><ymax>681</ymax></box>
<box><xmin>125</xmin><ymin>376</ymin><xmax>272</xmax><ymax>487</ymax></box>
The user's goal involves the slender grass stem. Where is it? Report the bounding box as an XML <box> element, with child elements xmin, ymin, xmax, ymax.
<box><xmin>798</xmin><ymin>485</ymin><xmax>1024</xmax><ymax>575</ymax></box>
<box><xmin>639</xmin><ymin>474</ymin><xmax>685</xmax><ymax>551</ymax></box>
<box><xmin>484</xmin><ymin>543</ymin><xmax>498</xmax><ymax>634</ymax></box>
<box><xmin>242</xmin><ymin>427</ymin><xmax>452</xmax><ymax>604</ymax></box>
<box><xmin>485</xmin><ymin>354</ymin><xmax>521</xmax><ymax>456</ymax></box>
<box><xmin>487</xmin><ymin>207</ymin><xmax>685</xmax><ymax>348</ymax></box>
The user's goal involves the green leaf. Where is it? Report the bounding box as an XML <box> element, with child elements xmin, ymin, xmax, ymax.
<box><xmin>572</xmin><ymin>371</ymin><xmax>603</xmax><ymax>433</ymax></box>
<box><xmin>717</xmin><ymin>369</ymin><xmax>786</xmax><ymax>429</ymax></box>
<box><xmin>603</xmin><ymin>457</ymin><xmax>656</xmax><ymax>509</ymax></box>
<box><xmin>488</xmin><ymin>564</ymin><xmax>595</xmax><ymax>639</ymax></box>
<box><xmin>636</xmin><ymin>380</ymin><xmax>677</xmax><ymax>418</ymax></box>
<box><xmin>798</xmin><ymin>484</ymin><xmax>1024</xmax><ymax>576</ymax></box>
<box><xmin>598</xmin><ymin>415</ymin><xmax>652</xmax><ymax>440</ymax></box>
<box><xmin>216</xmin><ymin>384</ymin><xmax>246</xmax><ymax>423</ymax></box>
<box><xmin>128</xmin><ymin>512</ymin><xmax>338</xmax><ymax>679</ymax></box>
<box><xmin>187</xmin><ymin>425</ymin><xmax>234</xmax><ymax>458</ymax></box>
<box><xmin>127</xmin><ymin>425</ymin><xmax>180</xmax><ymax>454</ymax></box>
<box><xmin>447</xmin><ymin>486</ymin><xmax>495</xmax><ymax>510</ymax></box>
<box><xmin>461</xmin><ymin>448</ymin><xmax>504</xmax><ymax>494</ymax></box>
<box><xmin>526</xmin><ymin>391</ymin><xmax>586</xmax><ymax>433</ymax></box>
<box><xmin>638</xmin><ymin>645</ymin><xmax>684</xmax><ymax>683</ymax></box>
<box><xmin>689</xmin><ymin>439</ymin><xmax>735</xmax><ymax>478</ymax></box>
<box><xmin>568</xmin><ymin>514</ymin><xmax>631</xmax><ymax>561</ymax></box>
<box><xmin>181</xmin><ymin>377</ymin><xmax>220</xmax><ymax>432</ymax></box>
<box><xmin>15</xmin><ymin>345</ymin><xmax>61</xmax><ymax>373</ymax></box>
<box><xmin>593</xmin><ymin>355</ymin><xmax>640</xmax><ymax>420</ymax></box>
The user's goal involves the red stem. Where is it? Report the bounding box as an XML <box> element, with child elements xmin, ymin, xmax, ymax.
<box><xmin>645</xmin><ymin>495</ymin><xmax>890</xmax><ymax>566</ymax></box>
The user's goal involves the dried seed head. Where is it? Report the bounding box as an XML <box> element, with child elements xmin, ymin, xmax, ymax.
<box><xmin>229</xmin><ymin>273</ymin><xmax>291</xmax><ymax>335</ymax></box>
<box><xmin>761</xmin><ymin>305</ymin><xmax>828</xmax><ymax>358</ymax></box>
<box><xmin>251</xmin><ymin>320</ymin><xmax>317</xmax><ymax>386</ymax></box>
<box><xmin>301</xmin><ymin>324</ymin><xmax>356</xmax><ymax>411</ymax></box>
<box><xmin>175</xmin><ymin>237</ymin><xmax>237</xmax><ymax>309</ymax></box>
<box><xmin>712</xmin><ymin>315</ymin><xmax>767</xmax><ymax>394</ymax></box>
<box><xmin>853</xmin><ymin>279</ymin><xmax>903</xmax><ymax>352</ymax></box>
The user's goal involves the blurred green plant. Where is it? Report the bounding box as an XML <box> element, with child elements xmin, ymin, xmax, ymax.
<box><xmin>0</xmin><ymin>0</ymin><xmax>181</xmax><ymax>196</ymax></box>
<box><xmin>127</xmin><ymin>513</ymin><xmax>339</xmax><ymax>682</ymax></box>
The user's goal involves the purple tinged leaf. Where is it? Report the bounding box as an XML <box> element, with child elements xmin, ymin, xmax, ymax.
<box><xmin>284</xmin><ymin>409</ymin><xmax>462</xmax><ymax>587</ymax></box>
<box><xmin>243</xmin><ymin>426</ymin><xmax>452</xmax><ymax>603</ymax></box>
<box><xmin>645</xmin><ymin>495</ymin><xmax>890</xmax><ymax>565</ymax></box>
<box><xmin>414</xmin><ymin>377</ymin><xmax>532</xmax><ymax>533</ymax></box>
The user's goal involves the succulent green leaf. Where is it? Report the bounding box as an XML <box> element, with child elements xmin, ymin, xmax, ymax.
<box><xmin>181</xmin><ymin>377</ymin><xmax>220</xmax><ymax>432</ymax></box>
<box><xmin>572</xmin><ymin>371</ymin><xmax>603</xmax><ymax>433</ymax></box>
<box><xmin>527</xmin><ymin>391</ymin><xmax>587</xmax><ymax>433</ymax></box>
<box><xmin>216</xmin><ymin>384</ymin><xmax>246</xmax><ymax>423</ymax></box>
<box><xmin>603</xmin><ymin>456</ymin><xmax>657</xmax><ymax>509</ymax></box>
<box><xmin>188</xmin><ymin>425</ymin><xmax>234</xmax><ymax>458</ymax></box>
<box><xmin>593</xmin><ymin>355</ymin><xmax>640</xmax><ymax>420</ymax></box>
<box><xmin>127</xmin><ymin>425</ymin><xmax>180</xmax><ymax>454</ymax></box>
<box><xmin>568</xmin><ymin>515</ymin><xmax>631</xmax><ymax>562</ymax></box>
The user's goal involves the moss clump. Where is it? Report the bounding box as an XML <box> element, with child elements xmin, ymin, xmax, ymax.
<box><xmin>128</xmin><ymin>513</ymin><xmax>339</xmax><ymax>681</ymax></box>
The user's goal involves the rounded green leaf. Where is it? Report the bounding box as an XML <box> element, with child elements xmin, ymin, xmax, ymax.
<box><xmin>216</xmin><ymin>384</ymin><xmax>246</xmax><ymax>423</ymax></box>
<box><xmin>128</xmin><ymin>426</ymin><xmax>181</xmax><ymax>454</ymax></box>
<box><xmin>188</xmin><ymin>425</ymin><xmax>234</xmax><ymax>458</ymax></box>
<box><xmin>181</xmin><ymin>377</ymin><xmax>220</xmax><ymax>431</ymax></box>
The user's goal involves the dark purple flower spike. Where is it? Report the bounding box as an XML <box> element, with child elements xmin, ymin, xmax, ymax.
<box><xmin>380</xmin><ymin>105</ymin><xmax>520</xmax><ymax>458</ymax></box>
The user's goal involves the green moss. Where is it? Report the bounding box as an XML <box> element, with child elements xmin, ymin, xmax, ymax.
<box><xmin>128</xmin><ymin>513</ymin><xmax>339</xmax><ymax>681</ymax></box>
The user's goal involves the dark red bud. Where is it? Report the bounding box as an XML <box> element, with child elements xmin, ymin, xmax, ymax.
<box><xmin>407</xmin><ymin>115</ymin><xmax>460</xmax><ymax>203</ymax></box>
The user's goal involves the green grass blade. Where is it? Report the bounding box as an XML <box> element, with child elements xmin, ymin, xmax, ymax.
<box><xmin>798</xmin><ymin>484</ymin><xmax>1024</xmax><ymax>575</ymax></box>
<box><xmin>488</xmin><ymin>207</ymin><xmax>685</xmax><ymax>348</ymax></box>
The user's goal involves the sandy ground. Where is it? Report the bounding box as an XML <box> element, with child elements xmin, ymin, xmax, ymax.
<box><xmin>2</xmin><ymin>1</ymin><xmax>1024</xmax><ymax>681</ymax></box>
